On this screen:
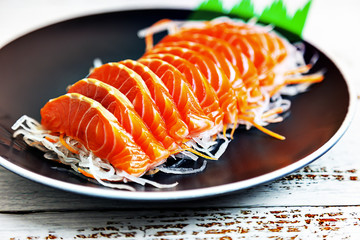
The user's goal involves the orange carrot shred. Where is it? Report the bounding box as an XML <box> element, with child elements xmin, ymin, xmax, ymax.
<box><xmin>146</xmin><ymin>168</ymin><xmax>160</xmax><ymax>175</ymax></box>
<box><xmin>170</xmin><ymin>148</ymin><xmax>186</xmax><ymax>156</ymax></box>
<box><xmin>223</xmin><ymin>124</ymin><xmax>228</xmax><ymax>140</ymax></box>
<box><xmin>239</xmin><ymin>116</ymin><xmax>285</xmax><ymax>140</ymax></box>
<box><xmin>45</xmin><ymin>136</ymin><xmax>58</xmax><ymax>143</ymax></box>
<box><xmin>59</xmin><ymin>133</ymin><xmax>79</xmax><ymax>154</ymax></box>
<box><xmin>262</xmin><ymin>107</ymin><xmax>284</xmax><ymax>119</ymax></box>
<box><xmin>180</xmin><ymin>144</ymin><xmax>218</xmax><ymax>160</ymax></box>
<box><xmin>78</xmin><ymin>168</ymin><xmax>95</xmax><ymax>179</ymax></box>
<box><xmin>284</xmin><ymin>64</ymin><xmax>312</xmax><ymax>76</ymax></box>
<box><xmin>285</xmin><ymin>73</ymin><xmax>324</xmax><ymax>85</ymax></box>
<box><xmin>145</xmin><ymin>34</ymin><xmax>153</xmax><ymax>52</ymax></box>
<box><xmin>252</xmin><ymin>121</ymin><xmax>285</xmax><ymax>140</ymax></box>
<box><xmin>230</xmin><ymin>114</ymin><xmax>238</xmax><ymax>140</ymax></box>
<box><xmin>269</xmin><ymin>83</ymin><xmax>286</xmax><ymax>97</ymax></box>
<box><xmin>212</xmin><ymin>134</ymin><xmax>217</xmax><ymax>141</ymax></box>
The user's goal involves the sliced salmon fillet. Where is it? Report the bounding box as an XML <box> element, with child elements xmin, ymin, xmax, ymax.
<box><xmin>88</xmin><ymin>63</ymin><xmax>177</xmax><ymax>150</ymax></box>
<box><xmin>204</xmin><ymin>22</ymin><xmax>270</xmax><ymax>71</ymax></box>
<box><xmin>169</xmin><ymin>30</ymin><xmax>262</xmax><ymax>98</ymax></box>
<box><xmin>211</xmin><ymin>21</ymin><xmax>287</xmax><ymax>63</ymax></box>
<box><xmin>143</xmin><ymin>53</ymin><xmax>223</xmax><ymax>132</ymax></box>
<box><xmin>153</xmin><ymin>40</ymin><xmax>249</xmax><ymax>114</ymax></box>
<box><xmin>67</xmin><ymin>78</ymin><xmax>170</xmax><ymax>167</ymax></box>
<box><xmin>138</xmin><ymin>58</ymin><xmax>214</xmax><ymax>137</ymax></box>
<box><xmin>147</xmin><ymin>45</ymin><xmax>238</xmax><ymax>124</ymax></box>
<box><xmin>159</xmin><ymin>34</ymin><xmax>239</xmax><ymax>86</ymax></box>
<box><xmin>159</xmin><ymin>32</ymin><xmax>260</xmax><ymax>100</ymax></box>
<box><xmin>191</xmin><ymin>22</ymin><xmax>287</xmax><ymax>86</ymax></box>
<box><xmin>119</xmin><ymin>59</ymin><xmax>189</xmax><ymax>141</ymax></box>
<box><xmin>40</xmin><ymin>93</ymin><xmax>150</xmax><ymax>177</ymax></box>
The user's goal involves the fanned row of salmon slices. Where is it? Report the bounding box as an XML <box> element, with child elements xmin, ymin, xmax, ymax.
<box><xmin>12</xmin><ymin>17</ymin><xmax>323</xmax><ymax>188</ymax></box>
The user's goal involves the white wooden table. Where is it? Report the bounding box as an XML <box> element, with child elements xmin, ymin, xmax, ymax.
<box><xmin>1</xmin><ymin>0</ymin><xmax>359</xmax><ymax>239</ymax></box>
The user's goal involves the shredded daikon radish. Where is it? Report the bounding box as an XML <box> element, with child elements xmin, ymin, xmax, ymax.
<box><xmin>93</xmin><ymin>58</ymin><xmax>103</xmax><ymax>68</ymax></box>
<box><xmin>11</xmin><ymin>115</ymin><xmax>181</xmax><ymax>190</ymax></box>
<box><xmin>157</xmin><ymin>160</ymin><xmax>207</xmax><ymax>175</ymax></box>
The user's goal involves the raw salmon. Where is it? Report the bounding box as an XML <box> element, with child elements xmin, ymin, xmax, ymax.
<box><xmin>142</xmin><ymin>53</ymin><xmax>223</xmax><ymax>132</ymax></box>
<box><xmin>138</xmin><ymin>58</ymin><xmax>214</xmax><ymax>137</ymax></box>
<box><xmin>167</xmin><ymin>30</ymin><xmax>261</xmax><ymax>98</ymax></box>
<box><xmin>88</xmin><ymin>62</ymin><xmax>177</xmax><ymax>150</ymax></box>
<box><xmin>119</xmin><ymin>59</ymin><xmax>189</xmax><ymax>141</ymax></box>
<box><xmin>40</xmin><ymin>93</ymin><xmax>150</xmax><ymax>177</ymax></box>
<box><xmin>180</xmin><ymin>22</ymin><xmax>288</xmax><ymax>87</ymax></box>
<box><xmin>67</xmin><ymin>78</ymin><xmax>170</xmax><ymax>167</ymax></box>
<box><xmin>146</xmin><ymin>45</ymin><xmax>238</xmax><ymax>124</ymax></box>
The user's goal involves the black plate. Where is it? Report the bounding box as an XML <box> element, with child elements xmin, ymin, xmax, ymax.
<box><xmin>0</xmin><ymin>9</ymin><xmax>354</xmax><ymax>200</ymax></box>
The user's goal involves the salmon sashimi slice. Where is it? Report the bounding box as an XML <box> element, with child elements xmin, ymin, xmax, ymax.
<box><xmin>172</xmin><ymin>28</ymin><xmax>262</xmax><ymax>98</ymax></box>
<box><xmin>199</xmin><ymin>22</ymin><xmax>269</xmax><ymax>71</ymax></box>
<box><xmin>142</xmin><ymin>53</ymin><xmax>223</xmax><ymax>133</ymax></box>
<box><xmin>216</xmin><ymin>23</ymin><xmax>289</xmax><ymax>87</ymax></box>
<box><xmin>119</xmin><ymin>59</ymin><xmax>189</xmax><ymax>141</ymax></box>
<box><xmin>211</xmin><ymin>21</ymin><xmax>288</xmax><ymax>64</ymax></box>
<box><xmin>237</xmin><ymin>31</ymin><xmax>287</xmax><ymax>86</ymax></box>
<box><xmin>138</xmin><ymin>58</ymin><xmax>214</xmax><ymax>138</ymax></box>
<box><xmin>88</xmin><ymin>62</ymin><xmax>177</xmax><ymax>150</ymax></box>
<box><xmin>146</xmin><ymin>45</ymin><xmax>238</xmax><ymax>124</ymax></box>
<box><xmin>154</xmin><ymin>40</ymin><xmax>251</xmax><ymax>115</ymax></box>
<box><xmin>67</xmin><ymin>78</ymin><xmax>170</xmax><ymax>167</ymax></box>
<box><xmin>155</xmin><ymin>37</ymin><xmax>250</xmax><ymax>113</ymax></box>
<box><xmin>40</xmin><ymin>93</ymin><xmax>150</xmax><ymax>177</ymax></box>
<box><xmin>160</xmin><ymin>30</ymin><xmax>261</xmax><ymax>102</ymax></box>
<box><xmin>159</xmin><ymin>33</ymin><xmax>240</xmax><ymax>86</ymax></box>
<box><xmin>193</xmin><ymin>22</ymin><xmax>285</xmax><ymax>86</ymax></box>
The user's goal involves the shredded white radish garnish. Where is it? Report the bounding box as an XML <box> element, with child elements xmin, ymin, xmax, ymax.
<box><xmin>11</xmin><ymin>115</ymin><xmax>182</xmax><ymax>190</ymax></box>
<box><xmin>157</xmin><ymin>160</ymin><xmax>207</xmax><ymax>175</ymax></box>
<box><xmin>93</xmin><ymin>58</ymin><xmax>103</xmax><ymax>68</ymax></box>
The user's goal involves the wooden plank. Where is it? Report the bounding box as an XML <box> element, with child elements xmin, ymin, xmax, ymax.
<box><xmin>2</xmin><ymin>206</ymin><xmax>360</xmax><ymax>239</ymax></box>
<box><xmin>0</xmin><ymin>101</ymin><xmax>359</xmax><ymax>212</ymax></box>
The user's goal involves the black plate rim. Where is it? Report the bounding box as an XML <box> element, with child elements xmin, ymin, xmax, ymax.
<box><xmin>0</xmin><ymin>8</ymin><xmax>356</xmax><ymax>201</ymax></box>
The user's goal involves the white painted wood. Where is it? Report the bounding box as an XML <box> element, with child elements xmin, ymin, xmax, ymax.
<box><xmin>2</xmin><ymin>206</ymin><xmax>360</xmax><ymax>239</ymax></box>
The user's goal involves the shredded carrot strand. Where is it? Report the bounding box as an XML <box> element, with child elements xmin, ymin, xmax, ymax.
<box><xmin>146</xmin><ymin>168</ymin><xmax>160</xmax><ymax>175</ymax></box>
<box><xmin>78</xmin><ymin>168</ymin><xmax>117</xmax><ymax>181</ymax></box>
<box><xmin>230</xmin><ymin>114</ymin><xmax>239</xmax><ymax>139</ymax></box>
<box><xmin>170</xmin><ymin>148</ymin><xmax>187</xmax><ymax>156</ymax></box>
<box><xmin>59</xmin><ymin>134</ymin><xmax>80</xmax><ymax>154</ymax></box>
<box><xmin>78</xmin><ymin>168</ymin><xmax>95</xmax><ymax>179</ymax></box>
<box><xmin>239</xmin><ymin>116</ymin><xmax>285</xmax><ymax>140</ymax></box>
<box><xmin>269</xmin><ymin>83</ymin><xmax>286</xmax><ymax>96</ymax></box>
<box><xmin>262</xmin><ymin>107</ymin><xmax>284</xmax><ymax>119</ymax></box>
<box><xmin>45</xmin><ymin>136</ymin><xmax>58</xmax><ymax>143</ymax></box>
<box><xmin>284</xmin><ymin>64</ymin><xmax>312</xmax><ymax>76</ymax></box>
<box><xmin>252</xmin><ymin>121</ymin><xmax>285</xmax><ymax>140</ymax></box>
<box><xmin>212</xmin><ymin>134</ymin><xmax>217</xmax><ymax>141</ymax></box>
<box><xmin>223</xmin><ymin>124</ymin><xmax>228</xmax><ymax>140</ymax></box>
<box><xmin>285</xmin><ymin>73</ymin><xmax>324</xmax><ymax>85</ymax></box>
<box><xmin>180</xmin><ymin>144</ymin><xmax>218</xmax><ymax>160</ymax></box>
<box><xmin>54</xmin><ymin>159</ymin><xmax>63</xmax><ymax>164</ymax></box>
<box><xmin>145</xmin><ymin>34</ymin><xmax>153</xmax><ymax>52</ymax></box>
